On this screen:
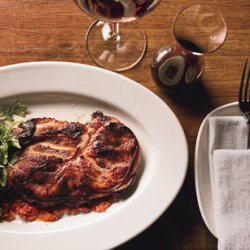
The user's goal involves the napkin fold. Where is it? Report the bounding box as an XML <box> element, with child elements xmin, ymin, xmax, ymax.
<box><xmin>208</xmin><ymin>116</ymin><xmax>250</xmax><ymax>250</ymax></box>
<box><xmin>208</xmin><ymin>116</ymin><xmax>248</xmax><ymax>151</ymax></box>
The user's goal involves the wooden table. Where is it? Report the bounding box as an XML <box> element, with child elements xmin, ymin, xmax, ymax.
<box><xmin>0</xmin><ymin>0</ymin><xmax>249</xmax><ymax>249</ymax></box>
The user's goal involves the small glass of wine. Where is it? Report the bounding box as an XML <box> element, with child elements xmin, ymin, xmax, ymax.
<box><xmin>78</xmin><ymin>0</ymin><xmax>161</xmax><ymax>71</ymax></box>
<box><xmin>151</xmin><ymin>4</ymin><xmax>227</xmax><ymax>93</ymax></box>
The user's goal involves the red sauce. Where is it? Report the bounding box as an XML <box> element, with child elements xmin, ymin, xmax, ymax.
<box><xmin>1</xmin><ymin>196</ymin><xmax>117</xmax><ymax>222</ymax></box>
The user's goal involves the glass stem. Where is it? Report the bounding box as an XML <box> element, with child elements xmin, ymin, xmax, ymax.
<box><xmin>112</xmin><ymin>23</ymin><xmax>119</xmax><ymax>35</ymax></box>
<box><xmin>111</xmin><ymin>23</ymin><xmax>120</xmax><ymax>42</ymax></box>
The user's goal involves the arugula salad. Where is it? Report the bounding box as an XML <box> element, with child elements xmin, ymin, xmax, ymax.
<box><xmin>0</xmin><ymin>102</ymin><xmax>28</xmax><ymax>187</ymax></box>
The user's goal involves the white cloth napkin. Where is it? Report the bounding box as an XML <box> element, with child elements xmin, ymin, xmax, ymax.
<box><xmin>208</xmin><ymin>116</ymin><xmax>250</xmax><ymax>250</ymax></box>
<box><xmin>213</xmin><ymin>150</ymin><xmax>250</xmax><ymax>250</ymax></box>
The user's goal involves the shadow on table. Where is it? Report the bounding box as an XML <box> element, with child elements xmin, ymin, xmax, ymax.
<box><xmin>162</xmin><ymin>79</ymin><xmax>216</xmax><ymax>116</ymax></box>
<box><xmin>115</xmin><ymin>167</ymin><xmax>217</xmax><ymax>250</ymax></box>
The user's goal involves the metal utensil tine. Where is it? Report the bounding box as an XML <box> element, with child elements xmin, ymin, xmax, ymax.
<box><xmin>247</xmin><ymin>68</ymin><xmax>250</xmax><ymax>101</ymax></box>
<box><xmin>244</xmin><ymin>62</ymin><xmax>249</xmax><ymax>102</ymax></box>
<box><xmin>240</xmin><ymin>58</ymin><xmax>248</xmax><ymax>102</ymax></box>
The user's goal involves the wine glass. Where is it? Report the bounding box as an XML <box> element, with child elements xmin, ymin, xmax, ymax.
<box><xmin>151</xmin><ymin>4</ymin><xmax>227</xmax><ymax>93</ymax></box>
<box><xmin>78</xmin><ymin>0</ymin><xmax>160</xmax><ymax>71</ymax></box>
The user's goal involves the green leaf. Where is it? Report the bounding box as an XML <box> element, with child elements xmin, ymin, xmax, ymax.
<box><xmin>9</xmin><ymin>137</ymin><xmax>21</xmax><ymax>149</ymax></box>
<box><xmin>9</xmin><ymin>102</ymin><xmax>27</xmax><ymax>117</ymax></box>
<box><xmin>0</xmin><ymin>167</ymin><xmax>7</xmax><ymax>187</ymax></box>
<box><xmin>0</xmin><ymin>102</ymin><xmax>28</xmax><ymax>121</ymax></box>
<box><xmin>8</xmin><ymin>152</ymin><xmax>19</xmax><ymax>167</ymax></box>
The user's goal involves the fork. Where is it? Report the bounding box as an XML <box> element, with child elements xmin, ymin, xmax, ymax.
<box><xmin>238</xmin><ymin>58</ymin><xmax>250</xmax><ymax>147</ymax></box>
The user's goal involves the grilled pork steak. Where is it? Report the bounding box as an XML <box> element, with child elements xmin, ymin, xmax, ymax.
<box><xmin>8</xmin><ymin>111</ymin><xmax>140</xmax><ymax>208</ymax></box>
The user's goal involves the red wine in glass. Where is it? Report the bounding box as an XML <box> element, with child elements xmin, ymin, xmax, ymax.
<box><xmin>78</xmin><ymin>0</ymin><xmax>159</xmax><ymax>22</ymax></box>
<box><xmin>176</xmin><ymin>38</ymin><xmax>205</xmax><ymax>54</ymax></box>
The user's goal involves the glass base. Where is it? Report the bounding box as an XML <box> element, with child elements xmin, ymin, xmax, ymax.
<box><xmin>86</xmin><ymin>20</ymin><xmax>146</xmax><ymax>72</ymax></box>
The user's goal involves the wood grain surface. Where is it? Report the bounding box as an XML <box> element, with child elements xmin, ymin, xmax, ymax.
<box><xmin>0</xmin><ymin>0</ymin><xmax>249</xmax><ymax>249</ymax></box>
